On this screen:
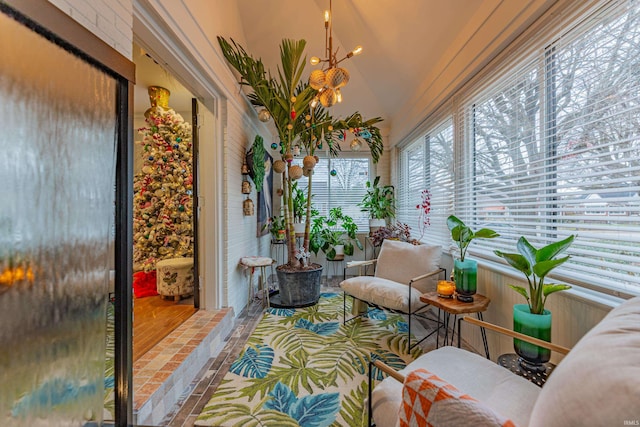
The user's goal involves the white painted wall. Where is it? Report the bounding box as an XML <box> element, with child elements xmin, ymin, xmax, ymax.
<box><xmin>48</xmin><ymin>0</ymin><xmax>133</xmax><ymax>59</ymax></box>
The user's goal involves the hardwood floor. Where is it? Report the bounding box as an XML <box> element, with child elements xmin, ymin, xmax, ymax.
<box><xmin>133</xmin><ymin>295</ymin><xmax>197</xmax><ymax>361</ymax></box>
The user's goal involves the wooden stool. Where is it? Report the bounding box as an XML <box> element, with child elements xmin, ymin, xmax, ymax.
<box><xmin>156</xmin><ymin>257</ymin><xmax>194</xmax><ymax>301</ymax></box>
<box><xmin>239</xmin><ymin>256</ymin><xmax>275</xmax><ymax>307</ymax></box>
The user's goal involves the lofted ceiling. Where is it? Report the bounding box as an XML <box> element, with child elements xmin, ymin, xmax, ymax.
<box><xmin>135</xmin><ymin>0</ymin><xmax>558</xmax><ymax>146</ymax></box>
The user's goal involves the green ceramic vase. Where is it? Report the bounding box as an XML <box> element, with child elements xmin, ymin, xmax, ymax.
<box><xmin>513</xmin><ymin>304</ymin><xmax>551</xmax><ymax>370</ymax></box>
<box><xmin>454</xmin><ymin>258</ymin><xmax>477</xmax><ymax>302</ymax></box>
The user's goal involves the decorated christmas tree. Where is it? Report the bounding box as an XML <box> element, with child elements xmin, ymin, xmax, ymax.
<box><xmin>133</xmin><ymin>86</ymin><xmax>193</xmax><ymax>272</ymax></box>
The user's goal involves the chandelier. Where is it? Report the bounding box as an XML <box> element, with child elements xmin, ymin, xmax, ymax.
<box><xmin>308</xmin><ymin>0</ymin><xmax>363</xmax><ymax>108</ymax></box>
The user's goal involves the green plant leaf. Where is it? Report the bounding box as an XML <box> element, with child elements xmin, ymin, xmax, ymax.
<box><xmin>543</xmin><ymin>283</ymin><xmax>572</xmax><ymax>297</ymax></box>
<box><xmin>494</xmin><ymin>251</ymin><xmax>531</xmax><ymax>276</ymax></box>
<box><xmin>343</xmin><ymin>244</ymin><xmax>354</xmax><ymax>256</ymax></box>
<box><xmin>446</xmin><ymin>215</ymin><xmax>464</xmax><ymax>231</ymax></box>
<box><xmin>508</xmin><ymin>284</ymin><xmax>530</xmax><ymax>301</ymax></box>
<box><xmin>474</xmin><ymin>228</ymin><xmax>500</xmax><ymax>239</ymax></box>
<box><xmin>532</xmin><ymin>256</ymin><xmax>570</xmax><ymax>280</ymax></box>
<box><xmin>516</xmin><ymin>236</ymin><xmax>537</xmax><ymax>268</ymax></box>
<box><xmin>536</xmin><ymin>235</ymin><xmax>575</xmax><ymax>263</ymax></box>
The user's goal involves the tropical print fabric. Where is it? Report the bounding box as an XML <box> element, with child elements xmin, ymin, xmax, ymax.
<box><xmin>196</xmin><ymin>292</ymin><xmax>423</xmax><ymax>426</ymax></box>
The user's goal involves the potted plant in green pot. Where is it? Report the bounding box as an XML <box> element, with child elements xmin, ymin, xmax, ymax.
<box><xmin>494</xmin><ymin>235</ymin><xmax>575</xmax><ymax>370</ymax></box>
<box><xmin>358</xmin><ymin>176</ymin><xmax>396</xmax><ymax>234</ymax></box>
<box><xmin>447</xmin><ymin>215</ymin><xmax>499</xmax><ymax>302</ymax></box>
<box><xmin>310</xmin><ymin>207</ymin><xmax>363</xmax><ymax>261</ymax></box>
<box><xmin>218</xmin><ymin>37</ymin><xmax>384</xmax><ymax>307</ymax></box>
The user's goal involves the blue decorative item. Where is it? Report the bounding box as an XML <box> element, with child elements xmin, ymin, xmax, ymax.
<box><xmin>330</xmin><ymin>169</ymin><xmax>337</xmax><ymax>176</ymax></box>
<box><xmin>271</xmin><ymin>142</ymin><xmax>278</xmax><ymax>150</ymax></box>
<box><xmin>176</xmin><ymin>137</ymin><xmax>182</xmax><ymax>142</ymax></box>
<box><xmin>148</xmin><ymin>156</ymin><xmax>154</xmax><ymax>161</ymax></box>
<box><xmin>318</xmin><ymin>143</ymin><xmax>323</xmax><ymax>149</ymax></box>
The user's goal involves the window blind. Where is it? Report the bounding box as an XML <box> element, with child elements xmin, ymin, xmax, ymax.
<box><xmin>397</xmin><ymin>119</ymin><xmax>454</xmax><ymax>246</ymax></box>
<box><xmin>293</xmin><ymin>154</ymin><xmax>371</xmax><ymax>230</ymax></box>
<box><xmin>454</xmin><ymin>0</ymin><xmax>640</xmax><ymax>296</ymax></box>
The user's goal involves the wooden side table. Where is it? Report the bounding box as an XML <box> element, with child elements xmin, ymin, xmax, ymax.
<box><xmin>420</xmin><ymin>292</ymin><xmax>491</xmax><ymax>359</ymax></box>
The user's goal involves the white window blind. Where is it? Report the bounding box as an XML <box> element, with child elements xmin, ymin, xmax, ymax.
<box><xmin>397</xmin><ymin>119</ymin><xmax>454</xmax><ymax>246</ymax></box>
<box><xmin>454</xmin><ymin>1</ymin><xmax>640</xmax><ymax>296</ymax></box>
<box><xmin>293</xmin><ymin>154</ymin><xmax>371</xmax><ymax>230</ymax></box>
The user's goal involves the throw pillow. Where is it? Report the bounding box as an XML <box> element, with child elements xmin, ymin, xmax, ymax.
<box><xmin>399</xmin><ymin>368</ymin><xmax>516</xmax><ymax>427</ymax></box>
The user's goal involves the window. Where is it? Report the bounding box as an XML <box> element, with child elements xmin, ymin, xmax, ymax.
<box><xmin>454</xmin><ymin>1</ymin><xmax>640</xmax><ymax>296</ymax></box>
<box><xmin>397</xmin><ymin>119</ymin><xmax>454</xmax><ymax>246</ymax></box>
<box><xmin>293</xmin><ymin>154</ymin><xmax>371</xmax><ymax>230</ymax></box>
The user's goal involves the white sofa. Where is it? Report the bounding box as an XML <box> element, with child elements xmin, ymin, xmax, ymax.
<box><xmin>371</xmin><ymin>296</ymin><xmax>640</xmax><ymax>427</ymax></box>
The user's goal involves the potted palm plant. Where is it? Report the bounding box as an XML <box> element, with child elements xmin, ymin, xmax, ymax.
<box><xmin>494</xmin><ymin>235</ymin><xmax>575</xmax><ymax>369</ymax></box>
<box><xmin>218</xmin><ymin>37</ymin><xmax>384</xmax><ymax>306</ymax></box>
<box><xmin>446</xmin><ymin>215</ymin><xmax>499</xmax><ymax>302</ymax></box>
<box><xmin>309</xmin><ymin>207</ymin><xmax>363</xmax><ymax>260</ymax></box>
<box><xmin>358</xmin><ymin>176</ymin><xmax>396</xmax><ymax>234</ymax></box>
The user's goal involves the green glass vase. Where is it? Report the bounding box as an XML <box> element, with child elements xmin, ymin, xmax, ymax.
<box><xmin>454</xmin><ymin>258</ymin><xmax>477</xmax><ymax>302</ymax></box>
<box><xmin>513</xmin><ymin>304</ymin><xmax>552</xmax><ymax>370</ymax></box>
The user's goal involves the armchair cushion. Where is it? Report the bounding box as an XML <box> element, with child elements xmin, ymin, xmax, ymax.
<box><xmin>371</xmin><ymin>346</ymin><xmax>540</xmax><ymax>427</ymax></box>
<box><xmin>375</xmin><ymin>239</ymin><xmax>442</xmax><ymax>294</ymax></box>
<box><xmin>400</xmin><ymin>368</ymin><xmax>515</xmax><ymax>427</ymax></box>
<box><xmin>340</xmin><ymin>276</ymin><xmax>425</xmax><ymax>312</ymax></box>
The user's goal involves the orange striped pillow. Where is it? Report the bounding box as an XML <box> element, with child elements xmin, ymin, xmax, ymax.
<box><xmin>399</xmin><ymin>368</ymin><xmax>517</xmax><ymax>427</ymax></box>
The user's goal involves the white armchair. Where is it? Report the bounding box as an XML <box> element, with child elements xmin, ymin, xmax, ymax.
<box><xmin>340</xmin><ymin>239</ymin><xmax>445</xmax><ymax>350</ymax></box>
<box><xmin>368</xmin><ymin>296</ymin><xmax>640</xmax><ymax>427</ymax></box>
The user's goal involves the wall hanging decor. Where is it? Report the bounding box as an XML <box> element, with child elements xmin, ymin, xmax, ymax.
<box><xmin>243</xmin><ymin>197</ymin><xmax>254</xmax><ymax>216</ymax></box>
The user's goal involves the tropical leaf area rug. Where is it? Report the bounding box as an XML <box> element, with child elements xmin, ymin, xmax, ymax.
<box><xmin>196</xmin><ymin>291</ymin><xmax>427</xmax><ymax>427</ymax></box>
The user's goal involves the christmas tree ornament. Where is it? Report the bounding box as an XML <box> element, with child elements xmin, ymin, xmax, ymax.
<box><xmin>289</xmin><ymin>165</ymin><xmax>304</xmax><ymax>180</ymax></box>
<box><xmin>350</xmin><ymin>138</ymin><xmax>363</xmax><ymax>151</ymax></box>
<box><xmin>330</xmin><ymin>169</ymin><xmax>337</xmax><ymax>176</ymax></box>
<box><xmin>258</xmin><ymin>109</ymin><xmax>271</xmax><ymax>122</ymax></box>
<box><xmin>303</xmin><ymin>155</ymin><xmax>317</xmax><ymax>169</ymax></box>
<box><xmin>271</xmin><ymin>142</ymin><xmax>278</xmax><ymax>150</ymax></box>
<box><xmin>273</xmin><ymin>160</ymin><xmax>286</xmax><ymax>174</ymax></box>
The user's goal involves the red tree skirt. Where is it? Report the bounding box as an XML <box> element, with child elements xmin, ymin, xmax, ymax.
<box><xmin>133</xmin><ymin>270</ymin><xmax>158</xmax><ymax>298</ymax></box>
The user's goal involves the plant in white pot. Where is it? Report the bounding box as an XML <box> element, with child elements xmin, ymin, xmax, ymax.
<box><xmin>218</xmin><ymin>37</ymin><xmax>384</xmax><ymax>306</ymax></box>
<box><xmin>447</xmin><ymin>215</ymin><xmax>499</xmax><ymax>302</ymax></box>
<box><xmin>358</xmin><ymin>176</ymin><xmax>396</xmax><ymax>234</ymax></box>
<box><xmin>494</xmin><ymin>234</ymin><xmax>575</xmax><ymax>369</ymax></box>
<box><xmin>309</xmin><ymin>207</ymin><xmax>362</xmax><ymax>260</ymax></box>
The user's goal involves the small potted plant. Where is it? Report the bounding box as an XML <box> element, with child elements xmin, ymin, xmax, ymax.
<box><xmin>263</xmin><ymin>215</ymin><xmax>287</xmax><ymax>243</ymax></box>
<box><xmin>310</xmin><ymin>207</ymin><xmax>363</xmax><ymax>260</ymax></box>
<box><xmin>494</xmin><ymin>235</ymin><xmax>575</xmax><ymax>368</ymax></box>
<box><xmin>291</xmin><ymin>181</ymin><xmax>307</xmax><ymax>235</ymax></box>
<box><xmin>369</xmin><ymin>222</ymin><xmax>417</xmax><ymax>247</ymax></box>
<box><xmin>446</xmin><ymin>215</ymin><xmax>499</xmax><ymax>302</ymax></box>
<box><xmin>358</xmin><ymin>176</ymin><xmax>396</xmax><ymax>233</ymax></box>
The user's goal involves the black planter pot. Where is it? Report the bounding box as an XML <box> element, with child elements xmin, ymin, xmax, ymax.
<box><xmin>275</xmin><ymin>264</ymin><xmax>323</xmax><ymax>307</ymax></box>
